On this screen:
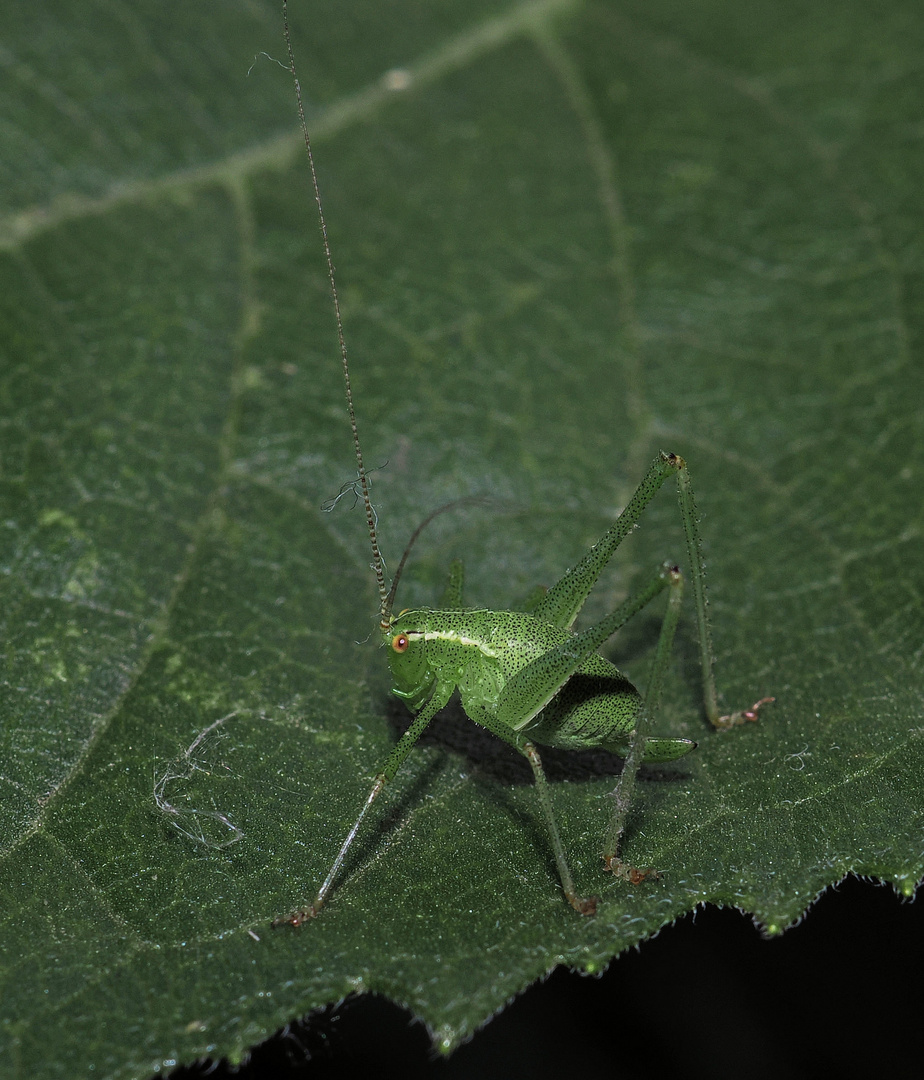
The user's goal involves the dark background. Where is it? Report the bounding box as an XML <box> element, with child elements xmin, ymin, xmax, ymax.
<box><xmin>171</xmin><ymin>874</ymin><xmax>922</xmax><ymax>1079</ymax></box>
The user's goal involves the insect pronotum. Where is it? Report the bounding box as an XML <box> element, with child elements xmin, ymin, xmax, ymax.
<box><xmin>274</xmin><ymin>2</ymin><xmax>772</xmax><ymax>924</ymax></box>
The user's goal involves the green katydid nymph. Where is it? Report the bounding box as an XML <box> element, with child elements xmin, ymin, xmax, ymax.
<box><xmin>274</xmin><ymin>3</ymin><xmax>772</xmax><ymax>925</ymax></box>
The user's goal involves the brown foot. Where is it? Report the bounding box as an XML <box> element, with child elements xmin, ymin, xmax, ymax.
<box><xmin>271</xmin><ymin>904</ymin><xmax>321</xmax><ymax>929</ymax></box>
<box><xmin>568</xmin><ymin>893</ymin><xmax>599</xmax><ymax>916</ymax></box>
<box><xmin>603</xmin><ymin>855</ymin><xmax>660</xmax><ymax>884</ymax></box>
<box><xmin>714</xmin><ymin>696</ymin><xmax>775</xmax><ymax>730</ymax></box>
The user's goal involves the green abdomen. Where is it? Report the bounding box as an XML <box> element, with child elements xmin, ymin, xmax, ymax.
<box><xmin>439</xmin><ymin>609</ymin><xmax>642</xmax><ymax>751</ymax></box>
<box><xmin>522</xmin><ymin>651</ymin><xmax>641</xmax><ymax>751</ymax></box>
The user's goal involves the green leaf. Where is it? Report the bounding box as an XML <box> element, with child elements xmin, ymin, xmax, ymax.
<box><xmin>2</xmin><ymin>0</ymin><xmax>922</xmax><ymax>1075</ymax></box>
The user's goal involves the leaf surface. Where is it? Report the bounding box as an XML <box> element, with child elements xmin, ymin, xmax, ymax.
<box><xmin>1</xmin><ymin>0</ymin><xmax>922</xmax><ymax>1075</ymax></box>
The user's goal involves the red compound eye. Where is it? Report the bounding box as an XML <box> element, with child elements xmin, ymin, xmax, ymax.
<box><xmin>391</xmin><ymin>633</ymin><xmax>410</xmax><ymax>653</ymax></box>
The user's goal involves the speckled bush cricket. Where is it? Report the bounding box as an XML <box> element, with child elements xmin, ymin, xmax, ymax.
<box><xmin>274</xmin><ymin>2</ymin><xmax>772</xmax><ymax>923</ymax></box>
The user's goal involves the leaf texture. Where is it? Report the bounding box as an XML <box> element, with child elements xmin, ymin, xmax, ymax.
<box><xmin>1</xmin><ymin>0</ymin><xmax>922</xmax><ymax>1075</ymax></box>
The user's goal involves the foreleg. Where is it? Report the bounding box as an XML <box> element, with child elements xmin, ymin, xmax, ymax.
<box><xmin>273</xmin><ymin>680</ymin><xmax>454</xmax><ymax>925</ymax></box>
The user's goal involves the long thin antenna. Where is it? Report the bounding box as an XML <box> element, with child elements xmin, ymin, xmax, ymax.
<box><xmin>283</xmin><ymin>1</ymin><xmax>390</xmax><ymax>625</ymax></box>
<box><xmin>383</xmin><ymin>496</ymin><xmax>493</xmax><ymax>615</ymax></box>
